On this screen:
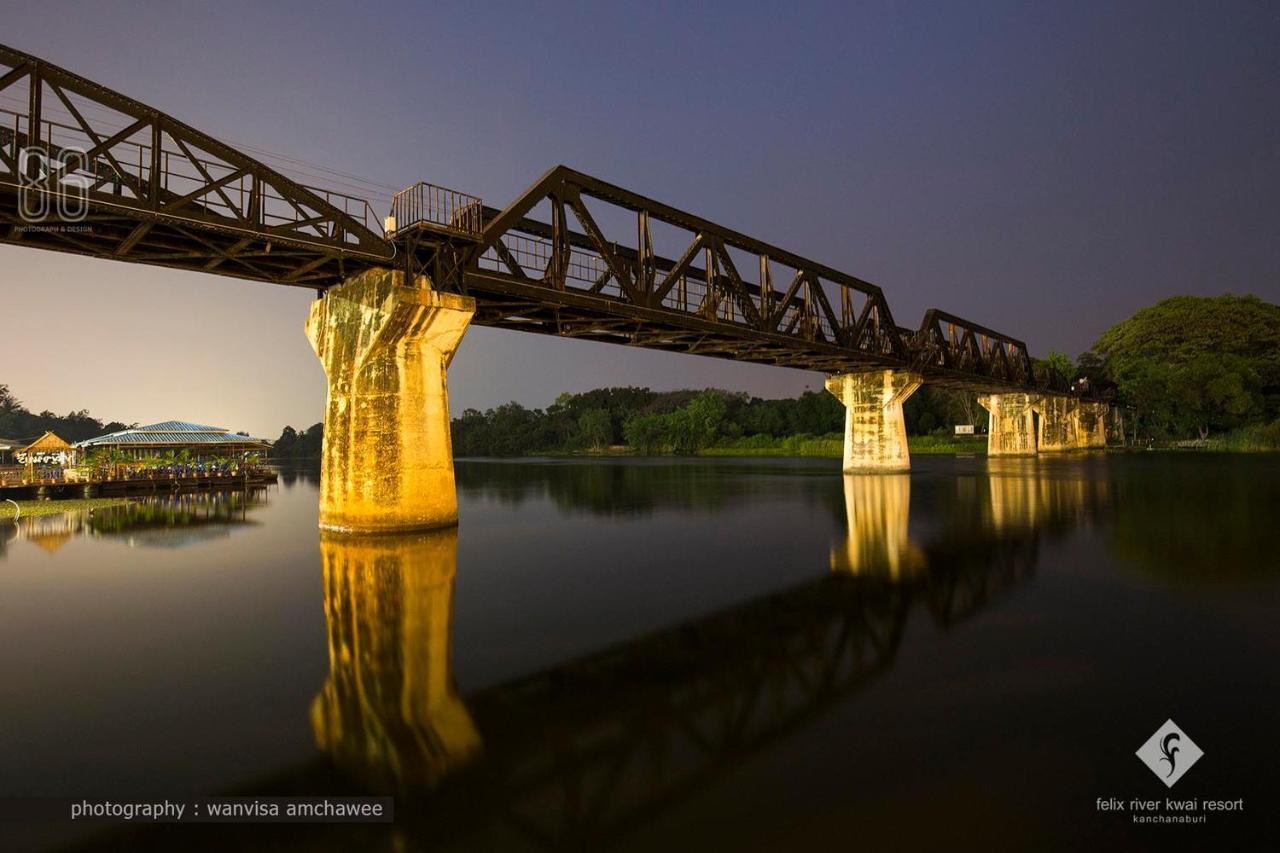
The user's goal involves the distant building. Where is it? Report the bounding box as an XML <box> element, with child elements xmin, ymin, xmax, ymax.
<box><xmin>75</xmin><ymin>421</ymin><xmax>272</xmax><ymax>460</ymax></box>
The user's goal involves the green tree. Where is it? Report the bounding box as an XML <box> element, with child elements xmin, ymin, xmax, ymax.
<box><xmin>577</xmin><ymin>408</ymin><xmax>612</xmax><ymax>450</ymax></box>
<box><xmin>1168</xmin><ymin>354</ymin><xmax>1264</xmax><ymax>439</ymax></box>
<box><xmin>623</xmin><ymin>413</ymin><xmax>670</xmax><ymax>454</ymax></box>
<box><xmin>1042</xmin><ymin>350</ymin><xmax>1074</xmax><ymax>384</ymax></box>
<box><xmin>0</xmin><ymin>384</ymin><xmax>20</xmax><ymax>418</ymax></box>
<box><xmin>668</xmin><ymin>390</ymin><xmax>729</xmax><ymax>453</ymax></box>
<box><xmin>1095</xmin><ymin>295</ymin><xmax>1280</xmax><ymax>438</ymax></box>
<box><xmin>1075</xmin><ymin>350</ymin><xmax>1110</xmax><ymax>386</ymax></box>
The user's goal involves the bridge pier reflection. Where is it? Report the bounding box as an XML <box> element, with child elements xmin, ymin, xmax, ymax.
<box><xmin>985</xmin><ymin>457</ymin><xmax>1045</xmax><ymax>530</ymax></box>
<box><xmin>306</xmin><ymin>268</ymin><xmax>475</xmax><ymax>533</ymax></box>
<box><xmin>825</xmin><ymin>370</ymin><xmax>923</xmax><ymax>472</ymax></box>
<box><xmin>830</xmin><ymin>473</ymin><xmax>924</xmax><ymax>579</ymax></box>
<box><xmin>311</xmin><ymin>528</ymin><xmax>481</xmax><ymax>789</ymax></box>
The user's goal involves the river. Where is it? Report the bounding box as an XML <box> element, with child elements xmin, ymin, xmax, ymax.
<box><xmin>1</xmin><ymin>454</ymin><xmax>1276</xmax><ymax>850</ymax></box>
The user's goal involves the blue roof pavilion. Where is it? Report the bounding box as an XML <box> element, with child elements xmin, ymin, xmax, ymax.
<box><xmin>75</xmin><ymin>421</ymin><xmax>271</xmax><ymax>457</ymax></box>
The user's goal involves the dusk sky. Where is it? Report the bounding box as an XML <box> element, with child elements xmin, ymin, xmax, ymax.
<box><xmin>2</xmin><ymin>1</ymin><xmax>1277</xmax><ymax>438</ymax></box>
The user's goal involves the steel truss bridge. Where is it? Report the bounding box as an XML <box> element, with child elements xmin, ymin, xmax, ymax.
<box><xmin>0</xmin><ymin>43</ymin><xmax>1082</xmax><ymax>396</ymax></box>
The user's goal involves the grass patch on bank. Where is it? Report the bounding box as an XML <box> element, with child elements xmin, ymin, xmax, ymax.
<box><xmin>1208</xmin><ymin>420</ymin><xmax>1280</xmax><ymax>452</ymax></box>
<box><xmin>0</xmin><ymin>497</ymin><xmax>132</xmax><ymax>520</ymax></box>
<box><xmin>697</xmin><ymin>433</ymin><xmax>987</xmax><ymax>458</ymax></box>
<box><xmin>908</xmin><ymin>434</ymin><xmax>988</xmax><ymax>454</ymax></box>
<box><xmin>699</xmin><ymin>433</ymin><xmax>841</xmax><ymax>457</ymax></box>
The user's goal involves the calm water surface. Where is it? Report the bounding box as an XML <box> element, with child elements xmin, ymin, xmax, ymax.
<box><xmin>2</xmin><ymin>454</ymin><xmax>1277</xmax><ymax>851</ymax></box>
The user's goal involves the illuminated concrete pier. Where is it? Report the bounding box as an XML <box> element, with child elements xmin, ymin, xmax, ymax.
<box><xmin>979</xmin><ymin>393</ymin><xmax>1039</xmax><ymax>456</ymax></box>
<box><xmin>1034</xmin><ymin>397</ymin><xmax>1109</xmax><ymax>451</ymax></box>
<box><xmin>307</xmin><ymin>268</ymin><xmax>475</xmax><ymax>533</ymax></box>
<box><xmin>1078</xmin><ymin>401</ymin><xmax>1109</xmax><ymax>449</ymax></box>
<box><xmin>1034</xmin><ymin>396</ymin><xmax>1080</xmax><ymax>452</ymax></box>
<box><xmin>825</xmin><ymin>370</ymin><xmax>923</xmax><ymax>472</ymax></box>
<box><xmin>311</xmin><ymin>529</ymin><xmax>481</xmax><ymax>788</ymax></box>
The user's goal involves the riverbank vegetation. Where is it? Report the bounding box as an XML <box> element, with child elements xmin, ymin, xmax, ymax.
<box><xmin>274</xmin><ymin>384</ymin><xmax>986</xmax><ymax>459</ymax></box>
<box><xmin>270</xmin><ymin>424</ymin><xmax>324</xmax><ymax>461</ymax></box>
<box><xmin>462</xmin><ymin>385</ymin><xmax>984</xmax><ymax>456</ymax></box>
<box><xmin>0</xmin><ymin>497</ymin><xmax>131</xmax><ymax>520</ymax></box>
<box><xmin>456</xmin><ymin>386</ymin><xmax>990</xmax><ymax>457</ymax></box>
<box><xmin>699</xmin><ymin>433</ymin><xmax>986</xmax><ymax>457</ymax></box>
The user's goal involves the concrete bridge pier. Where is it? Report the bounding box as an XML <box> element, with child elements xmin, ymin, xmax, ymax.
<box><xmin>1078</xmin><ymin>401</ymin><xmax>1109</xmax><ymax>449</ymax></box>
<box><xmin>1034</xmin><ymin>396</ymin><xmax>1081</xmax><ymax>452</ymax></box>
<box><xmin>307</xmin><ymin>268</ymin><xmax>475</xmax><ymax>533</ymax></box>
<box><xmin>825</xmin><ymin>370</ymin><xmax>923</xmax><ymax>472</ymax></box>
<box><xmin>1034</xmin><ymin>397</ymin><xmax>1110</xmax><ymax>451</ymax></box>
<box><xmin>979</xmin><ymin>393</ymin><xmax>1039</xmax><ymax>456</ymax></box>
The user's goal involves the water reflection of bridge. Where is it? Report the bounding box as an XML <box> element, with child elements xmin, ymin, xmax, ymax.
<box><xmin>71</xmin><ymin>461</ymin><xmax>1109</xmax><ymax>851</ymax></box>
<box><xmin>313</xmin><ymin>463</ymin><xmax>1105</xmax><ymax>849</ymax></box>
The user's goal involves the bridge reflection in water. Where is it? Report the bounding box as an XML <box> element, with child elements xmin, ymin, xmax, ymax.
<box><xmin>297</xmin><ymin>462</ymin><xmax>1108</xmax><ymax>851</ymax></box>
<box><xmin>310</xmin><ymin>530</ymin><xmax>481</xmax><ymax>789</ymax></box>
<box><xmin>830</xmin><ymin>473</ymin><xmax>923</xmax><ymax>579</ymax></box>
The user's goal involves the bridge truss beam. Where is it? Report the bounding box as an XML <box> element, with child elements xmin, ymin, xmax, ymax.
<box><xmin>0</xmin><ymin>43</ymin><xmax>393</xmax><ymax>287</ymax></box>
<box><xmin>395</xmin><ymin>167</ymin><xmax>1051</xmax><ymax>394</ymax></box>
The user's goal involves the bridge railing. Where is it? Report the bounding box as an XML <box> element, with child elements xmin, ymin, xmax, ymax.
<box><xmin>389</xmin><ymin>181</ymin><xmax>483</xmax><ymax>238</ymax></box>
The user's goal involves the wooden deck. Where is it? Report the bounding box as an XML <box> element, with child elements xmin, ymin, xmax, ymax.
<box><xmin>0</xmin><ymin>472</ymin><xmax>278</xmax><ymax>501</ymax></box>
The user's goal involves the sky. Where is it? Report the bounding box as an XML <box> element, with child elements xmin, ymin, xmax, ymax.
<box><xmin>1</xmin><ymin>0</ymin><xmax>1277</xmax><ymax>438</ymax></box>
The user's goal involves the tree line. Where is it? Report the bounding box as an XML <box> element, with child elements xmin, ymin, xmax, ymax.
<box><xmin>270</xmin><ymin>384</ymin><xmax>984</xmax><ymax>459</ymax></box>
<box><xmin>448</xmin><ymin>384</ymin><xmax>981</xmax><ymax>456</ymax></box>
<box><xmin>0</xmin><ymin>384</ymin><xmax>131</xmax><ymax>443</ymax></box>
<box><xmin>270</xmin><ymin>424</ymin><xmax>324</xmax><ymax>460</ymax></box>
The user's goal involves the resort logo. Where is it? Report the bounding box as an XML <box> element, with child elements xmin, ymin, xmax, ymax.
<box><xmin>18</xmin><ymin>145</ymin><xmax>90</xmax><ymax>224</ymax></box>
<box><xmin>1136</xmin><ymin>719</ymin><xmax>1203</xmax><ymax>787</ymax></box>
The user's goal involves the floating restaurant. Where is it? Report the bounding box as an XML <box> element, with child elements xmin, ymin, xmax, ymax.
<box><xmin>1</xmin><ymin>421</ymin><xmax>276</xmax><ymax>499</ymax></box>
<box><xmin>75</xmin><ymin>421</ymin><xmax>272</xmax><ymax>460</ymax></box>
